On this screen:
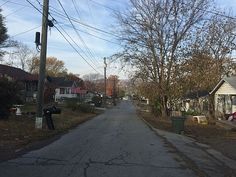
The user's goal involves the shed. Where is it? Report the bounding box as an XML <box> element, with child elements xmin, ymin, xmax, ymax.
<box><xmin>210</xmin><ymin>76</ymin><xmax>236</xmax><ymax>118</ymax></box>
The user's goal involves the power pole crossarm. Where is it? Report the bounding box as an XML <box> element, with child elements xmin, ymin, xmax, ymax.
<box><xmin>35</xmin><ymin>0</ymin><xmax>49</xmax><ymax>129</ymax></box>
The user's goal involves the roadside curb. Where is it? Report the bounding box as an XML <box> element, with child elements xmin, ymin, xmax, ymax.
<box><xmin>140</xmin><ymin>117</ymin><xmax>236</xmax><ymax>172</ymax></box>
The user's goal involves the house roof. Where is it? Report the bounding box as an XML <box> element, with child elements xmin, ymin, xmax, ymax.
<box><xmin>184</xmin><ymin>90</ymin><xmax>209</xmax><ymax>99</ymax></box>
<box><xmin>50</xmin><ymin>77</ymin><xmax>74</xmax><ymax>87</ymax></box>
<box><xmin>0</xmin><ymin>64</ymin><xmax>37</xmax><ymax>81</ymax></box>
<box><xmin>210</xmin><ymin>76</ymin><xmax>236</xmax><ymax>95</ymax></box>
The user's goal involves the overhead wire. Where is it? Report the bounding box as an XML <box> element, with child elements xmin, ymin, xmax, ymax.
<box><xmin>2</xmin><ymin>1</ymin><xmax>31</xmax><ymax>7</ymax></box>
<box><xmin>54</xmin><ymin>25</ymin><xmax>102</xmax><ymax>74</ymax></box>
<box><xmin>71</xmin><ymin>0</ymin><xmax>82</xmax><ymax>20</ymax></box>
<box><xmin>56</xmin><ymin>22</ymin><xmax>103</xmax><ymax>73</ymax></box>
<box><xmin>86</xmin><ymin>0</ymin><xmax>95</xmax><ymax>21</ymax></box>
<box><xmin>88</xmin><ymin>0</ymin><xmax>122</xmax><ymax>14</ymax></box>
<box><xmin>56</xmin><ymin>0</ymin><xmax>101</xmax><ymax>66</ymax></box>
<box><xmin>59</xmin><ymin>22</ymin><xmax>121</xmax><ymax>45</ymax></box>
<box><xmin>49</xmin><ymin>7</ymin><xmax>120</xmax><ymax>38</ymax></box>
<box><xmin>25</xmin><ymin>0</ymin><xmax>43</xmax><ymax>15</ymax></box>
<box><xmin>25</xmin><ymin>0</ymin><xmax>102</xmax><ymax>74</ymax></box>
<box><xmin>11</xmin><ymin>25</ymin><xmax>41</xmax><ymax>37</ymax></box>
<box><xmin>70</xmin><ymin>0</ymin><xmax>102</xmax><ymax>65</ymax></box>
<box><xmin>14</xmin><ymin>0</ymin><xmax>236</xmax><ymax>66</ymax></box>
<box><xmin>0</xmin><ymin>0</ymin><xmax>10</xmax><ymax>7</ymax></box>
<box><xmin>5</xmin><ymin>6</ymin><xmax>27</xmax><ymax>17</ymax></box>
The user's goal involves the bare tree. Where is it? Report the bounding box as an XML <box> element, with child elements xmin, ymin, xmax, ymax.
<box><xmin>192</xmin><ymin>13</ymin><xmax>236</xmax><ymax>80</ymax></box>
<box><xmin>4</xmin><ymin>42</ymin><xmax>38</xmax><ymax>71</ymax></box>
<box><xmin>116</xmin><ymin>0</ymin><xmax>211</xmax><ymax>117</ymax></box>
<box><xmin>82</xmin><ymin>73</ymin><xmax>103</xmax><ymax>82</ymax></box>
<box><xmin>16</xmin><ymin>43</ymin><xmax>37</xmax><ymax>71</ymax></box>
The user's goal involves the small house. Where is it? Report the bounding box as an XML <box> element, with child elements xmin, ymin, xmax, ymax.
<box><xmin>182</xmin><ymin>90</ymin><xmax>209</xmax><ymax>113</ymax></box>
<box><xmin>0</xmin><ymin>64</ymin><xmax>38</xmax><ymax>102</ymax></box>
<box><xmin>52</xmin><ymin>77</ymin><xmax>86</xmax><ymax>102</ymax></box>
<box><xmin>210</xmin><ymin>76</ymin><xmax>236</xmax><ymax>118</ymax></box>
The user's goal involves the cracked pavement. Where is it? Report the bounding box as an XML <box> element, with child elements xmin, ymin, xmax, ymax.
<box><xmin>0</xmin><ymin>101</ymin><xmax>234</xmax><ymax>177</ymax></box>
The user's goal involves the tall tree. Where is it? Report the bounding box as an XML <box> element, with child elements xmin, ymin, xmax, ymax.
<box><xmin>0</xmin><ymin>8</ymin><xmax>9</xmax><ymax>58</ymax></box>
<box><xmin>191</xmin><ymin>13</ymin><xmax>236</xmax><ymax>80</ymax></box>
<box><xmin>6</xmin><ymin>43</ymin><xmax>38</xmax><ymax>71</ymax></box>
<box><xmin>116</xmin><ymin>0</ymin><xmax>211</xmax><ymax>117</ymax></box>
<box><xmin>29</xmin><ymin>56</ymin><xmax>68</xmax><ymax>76</ymax></box>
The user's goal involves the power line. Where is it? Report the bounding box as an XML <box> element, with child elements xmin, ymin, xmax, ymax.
<box><xmin>58</xmin><ymin>22</ymin><xmax>121</xmax><ymax>45</ymax></box>
<box><xmin>88</xmin><ymin>0</ymin><xmax>121</xmax><ymax>14</ymax></box>
<box><xmin>5</xmin><ymin>6</ymin><xmax>27</xmax><ymax>17</ymax></box>
<box><xmin>11</xmin><ymin>25</ymin><xmax>41</xmax><ymax>37</ymax></box>
<box><xmin>24</xmin><ymin>0</ymin><xmax>103</xmax><ymax>74</ymax></box>
<box><xmin>49</xmin><ymin>7</ymin><xmax>120</xmax><ymax>38</ymax></box>
<box><xmin>0</xmin><ymin>0</ymin><xmax>10</xmax><ymax>7</ymax></box>
<box><xmin>86</xmin><ymin>0</ymin><xmax>95</xmax><ymax>21</ymax></box>
<box><xmin>54</xmin><ymin>25</ymin><xmax>102</xmax><ymax>74</ymax></box>
<box><xmin>56</xmin><ymin>22</ymin><xmax>102</xmax><ymax>72</ymax></box>
<box><xmin>56</xmin><ymin>0</ymin><xmax>100</xmax><ymax>66</ymax></box>
<box><xmin>25</xmin><ymin>0</ymin><xmax>43</xmax><ymax>15</ymax></box>
<box><xmin>50</xmin><ymin>9</ymin><xmax>149</xmax><ymax>49</ymax></box>
<box><xmin>71</xmin><ymin>0</ymin><xmax>82</xmax><ymax>20</ymax></box>
<box><xmin>33</xmin><ymin>1</ymin><xmax>119</xmax><ymax>41</ymax></box>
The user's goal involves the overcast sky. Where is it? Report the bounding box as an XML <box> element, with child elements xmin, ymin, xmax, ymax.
<box><xmin>0</xmin><ymin>0</ymin><xmax>236</xmax><ymax>79</ymax></box>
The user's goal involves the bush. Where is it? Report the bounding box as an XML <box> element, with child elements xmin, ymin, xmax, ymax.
<box><xmin>0</xmin><ymin>78</ymin><xmax>23</xmax><ymax>119</ymax></box>
<box><xmin>182</xmin><ymin>109</ymin><xmax>200</xmax><ymax>116</ymax></box>
<box><xmin>92</xmin><ymin>95</ymin><xmax>102</xmax><ymax>107</ymax></box>
<box><xmin>65</xmin><ymin>98</ymin><xmax>79</xmax><ymax>111</ymax></box>
<box><xmin>78</xmin><ymin>103</ymin><xmax>94</xmax><ymax>113</ymax></box>
<box><xmin>151</xmin><ymin>99</ymin><xmax>162</xmax><ymax>116</ymax></box>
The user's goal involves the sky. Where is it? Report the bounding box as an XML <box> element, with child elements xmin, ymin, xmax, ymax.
<box><xmin>0</xmin><ymin>0</ymin><xmax>129</xmax><ymax>79</ymax></box>
<box><xmin>0</xmin><ymin>0</ymin><xmax>236</xmax><ymax>79</ymax></box>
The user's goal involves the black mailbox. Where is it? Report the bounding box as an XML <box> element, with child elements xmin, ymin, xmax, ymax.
<box><xmin>43</xmin><ymin>106</ymin><xmax>61</xmax><ymax>130</ymax></box>
<box><xmin>44</xmin><ymin>106</ymin><xmax>61</xmax><ymax>114</ymax></box>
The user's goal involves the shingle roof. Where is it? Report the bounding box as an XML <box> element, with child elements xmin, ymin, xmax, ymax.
<box><xmin>184</xmin><ymin>90</ymin><xmax>209</xmax><ymax>99</ymax></box>
<box><xmin>50</xmin><ymin>77</ymin><xmax>74</xmax><ymax>87</ymax></box>
<box><xmin>0</xmin><ymin>64</ymin><xmax>37</xmax><ymax>81</ymax></box>
<box><xmin>224</xmin><ymin>76</ymin><xmax>236</xmax><ymax>89</ymax></box>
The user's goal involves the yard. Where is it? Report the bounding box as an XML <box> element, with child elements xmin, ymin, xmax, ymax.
<box><xmin>0</xmin><ymin>103</ymin><xmax>101</xmax><ymax>162</ymax></box>
<box><xmin>136</xmin><ymin>101</ymin><xmax>236</xmax><ymax>160</ymax></box>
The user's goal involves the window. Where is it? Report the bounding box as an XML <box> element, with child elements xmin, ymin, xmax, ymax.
<box><xmin>60</xmin><ymin>88</ymin><xmax>65</xmax><ymax>94</ymax></box>
<box><xmin>66</xmin><ymin>88</ymin><xmax>70</xmax><ymax>94</ymax></box>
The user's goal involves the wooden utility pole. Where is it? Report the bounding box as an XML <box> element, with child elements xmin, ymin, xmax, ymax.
<box><xmin>104</xmin><ymin>57</ymin><xmax>107</xmax><ymax>107</ymax></box>
<box><xmin>35</xmin><ymin>0</ymin><xmax>49</xmax><ymax>129</ymax></box>
<box><xmin>112</xmin><ymin>76</ymin><xmax>116</xmax><ymax>106</ymax></box>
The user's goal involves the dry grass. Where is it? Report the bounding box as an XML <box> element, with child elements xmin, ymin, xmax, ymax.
<box><xmin>136</xmin><ymin>101</ymin><xmax>236</xmax><ymax>160</ymax></box>
<box><xmin>0</xmin><ymin>105</ymin><xmax>100</xmax><ymax>161</ymax></box>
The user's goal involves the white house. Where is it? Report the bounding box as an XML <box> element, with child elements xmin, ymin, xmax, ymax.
<box><xmin>210</xmin><ymin>76</ymin><xmax>236</xmax><ymax>118</ymax></box>
<box><xmin>51</xmin><ymin>77</ymin><xmax>86</xmax><ymax>102</ymax></box>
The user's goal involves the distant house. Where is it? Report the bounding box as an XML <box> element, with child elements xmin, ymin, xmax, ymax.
<box><xmin>0</xmin><ymin>64</ymin><xmax>38</xmax><ymax>102</ymax></box>
<box><xmin>52</xmin><ymin>77</ymin><xmax>87</xmax><ymax>102</ymax></box>
<box><xmin>182</xmin><ymin>90</ymin><xmax>209</xmax><ymax>113</ymax></box>
<box><xmin>210</xmin><ymin>76</ymin><xmax>236</xmax><ymax>118</ymax></box>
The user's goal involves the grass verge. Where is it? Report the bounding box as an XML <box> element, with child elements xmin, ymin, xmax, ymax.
<box><xmin>136</xmin><ymin>102</ymin><xmax>236</xmax><ymax>160</ymax></box>
<box><xmin>0</xmin><ymin>105</ymin><xmax>101</xmax><ymax>161</ymax></box>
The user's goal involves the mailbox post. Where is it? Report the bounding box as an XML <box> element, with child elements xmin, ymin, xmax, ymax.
<box><xmin>43</xmin><ymin>106</ymin><xmax>61</xmax><ymax>130</ymax></box>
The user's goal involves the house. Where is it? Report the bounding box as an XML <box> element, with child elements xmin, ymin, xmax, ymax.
<box><xmin>0</xmin><ymin>64</ymin><xmax>38</xmax><ymax>102</ymax></box>
<box><xmin>182</xmin><ymin>90</ymin><xmax>209</xmax><ymax>113</ymax></box>
<box><xmin>210</xmin><ymin>76</ymin><xmax>236</xmax><ymax>118</ymax></box>
<box><xmin>52</xmin><ymin>77</ymin><xmax>86</xmax><ymax>102</ymax></box>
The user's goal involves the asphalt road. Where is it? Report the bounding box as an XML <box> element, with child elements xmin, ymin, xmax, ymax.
<box><xmin>0</xmin><ymin>101</ymin><xmax>197</xmax><ymax>177</ymax></box>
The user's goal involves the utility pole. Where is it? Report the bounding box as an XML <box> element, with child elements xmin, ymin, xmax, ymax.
<box><xmin>35</xmin><ymin>0</ymin><xmax>49</xmax><ymax>129</ymax></box>
<box><xmin>112</xmin><ymin>76</ymin><xmax>116</xmax><ymax>106</ymax></box>
<box><xmin>104</xmin><ymin>57</ymin><xmax>107</xmax><ymax>107</ymax></box>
